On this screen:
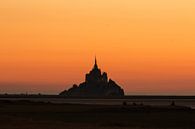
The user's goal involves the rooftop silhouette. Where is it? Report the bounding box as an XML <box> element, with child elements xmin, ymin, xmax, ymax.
<box><xmin>60</xmin><ymin>57</ymin><xmax>124</xmax><ymax>97</ymax></box>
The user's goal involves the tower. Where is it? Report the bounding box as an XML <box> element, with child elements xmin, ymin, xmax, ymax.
<box><xmin>93</xmin><ymin>56</ymin><xmax>98</xmax><ymax>69</ymax></box>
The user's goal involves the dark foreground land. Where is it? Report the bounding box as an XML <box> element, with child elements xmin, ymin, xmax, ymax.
<box><xmin>0</xmin><ymin>100</ymin><xmax>195</xmax><ymax>129</ymax></box>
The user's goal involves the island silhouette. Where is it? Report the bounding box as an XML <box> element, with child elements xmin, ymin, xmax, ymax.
<box><xmin>60</xmin><ymin>57</ymin><xmax>124</xmax><ymax>97</ymax></box>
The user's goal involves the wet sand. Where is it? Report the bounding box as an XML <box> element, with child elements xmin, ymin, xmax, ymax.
<box><xmin>0</xmin><ymin>100</ymin><xmax>194</xmax><ymax>129</ymax></box>
<box><xmin>1</xmin><ymin>97</ymin><xmax>195</xmax><ymax>108</ymax></box>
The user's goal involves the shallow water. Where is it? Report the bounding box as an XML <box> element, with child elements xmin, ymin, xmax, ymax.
<box><xmin>0</xmin><ymin>98</ymin><xmax>195</xmax><ymax>108</ymax></box>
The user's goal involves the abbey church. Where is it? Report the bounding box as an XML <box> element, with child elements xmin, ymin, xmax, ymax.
<box><xmin>60</xmin><ymin>58</ymin><xmax>124</xmax><ymax>97</ymax></box>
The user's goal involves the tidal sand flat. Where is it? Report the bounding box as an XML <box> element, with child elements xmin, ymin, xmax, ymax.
<box><xmin>0</xmin><ymin>100</ymin><xmax>194</xmax><ymax>129</ymax></box>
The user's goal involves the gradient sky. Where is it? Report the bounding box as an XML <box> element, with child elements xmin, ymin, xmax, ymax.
<box><xmin>0</xmin><ymin>0</ymin><xmax>195</xmax><ymax>95</ymax></box>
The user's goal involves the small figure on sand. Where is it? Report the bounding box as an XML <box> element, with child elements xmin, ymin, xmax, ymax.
<box><xmin>123</xmin><ymin>101</ymin><xmax>127</xmax><ymax>106</ymax></box>
<box><xmin>171</xmin><ymin>101</ymin><xmax>175</xmax><ymax>106</ymax></box>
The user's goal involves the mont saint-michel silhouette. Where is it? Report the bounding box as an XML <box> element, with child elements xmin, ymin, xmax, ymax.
<box><xmin>60</xmin><ymin>57</ymin><xmax>124</xmax><ymax>97</ymax></box>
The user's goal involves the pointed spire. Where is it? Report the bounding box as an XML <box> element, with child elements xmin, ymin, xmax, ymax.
<box><xmin>94</xmin><ymin>56</ymin><xmax>98</xmax><ymax>69</ymax></box>
<box><xmin>95</xmin><ymin>56</ymin><xmax>97</xmax><ymax>66</ymax></box>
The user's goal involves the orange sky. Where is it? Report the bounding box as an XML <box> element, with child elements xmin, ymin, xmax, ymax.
<box><xmin>0</xmin><ymin>0</ymin><xmax>195</xmax><ymax>95</ymax></box>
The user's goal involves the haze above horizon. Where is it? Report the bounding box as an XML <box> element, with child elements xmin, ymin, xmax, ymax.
<box><xmin>0</xmin><ymin>0</ymin><xmax>195</xmax><ymax>95</ymax></box>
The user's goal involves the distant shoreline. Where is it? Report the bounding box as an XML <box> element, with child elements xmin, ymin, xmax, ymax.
<box><xmin>1</xmin><ymin>94</ymin><xmax>195</xmax><ymax>99</ymax></box>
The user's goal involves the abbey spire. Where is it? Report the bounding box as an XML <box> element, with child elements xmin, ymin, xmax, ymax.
<box><xmin>93</xmin><ymin>56</ymin><xmax>98</xmax><ymax>69</ymax></box>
